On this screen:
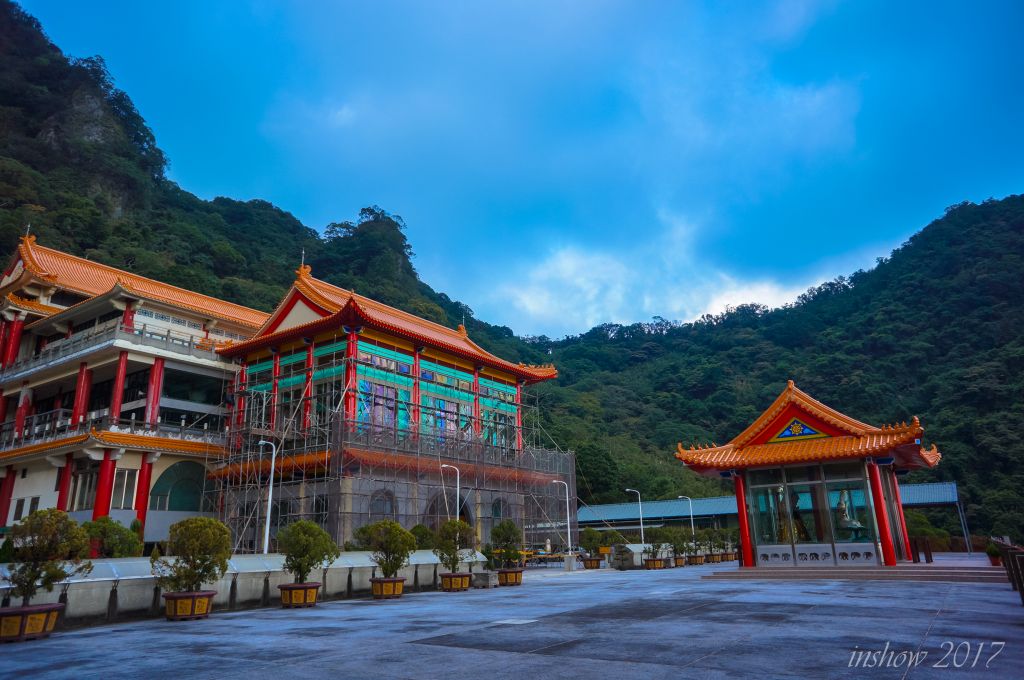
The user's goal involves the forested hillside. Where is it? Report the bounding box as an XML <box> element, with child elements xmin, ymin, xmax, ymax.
<box><xmin>1</xmin><ymin>2</ymin><xmax>1021</xmax><ymax>539</ymax></box>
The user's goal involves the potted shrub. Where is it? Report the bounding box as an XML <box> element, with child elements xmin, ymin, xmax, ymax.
<box><xmin>356</xmin><ymin>520</ymin><xmax>417</xmax><ymax>599</ymax></box>
<box><xmin>276</xmin><ymin>520</ymin><xmax>341</xmax><ymax>608</ymax></box>
<box><xmin>667</xmin><ymin>528</ymin><xmax>688</xmax><ymax>567</ymax></box>
<box><xmin>150</xmin><ymin>517</ymin><xmax>232</xmax><ymax>620</ymax></box>
<box><xmin>432</xmin><ymin>519</ymin><xmax>475</xmax><ymax>592</ymax></box>
<box><xmin>579</xmin><ymin>527</ymin><xmax>603</xmax><ymax>569</ymax></box>
<box><xmin>687</xmin><ymin>530</ymin><xmax>706</xmax><ymax>565</ymax></box>
<box><xmin>491</xmin><ymin>520</ymin><xmax>524</xmax><ymax>586</ymax></box>
<box><xmin>82</xmin><ymin>516</ymin><xmax>144</xmax><ymax>558</ymax></box>
<box><xmin>986</xmin><ymin>542</ymin><xmax>1002</xmax><ymax>567</ymax></box>
<box><xmin>411</xmin><ymin>523</ymin><xmax>435</xmax><ymax>550</ymax></box>
<box><xmin>643</xmin><ymin>529</ymin><xmax>668</xmax><ymax>570</ymax></box>
<box><xmin>1</xmin><ymin>509</ymin><xmax>91</xmax><ymax>642</ymax></box>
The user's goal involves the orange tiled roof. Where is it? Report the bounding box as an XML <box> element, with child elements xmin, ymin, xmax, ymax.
<box><xmin>675</xmin><ymin>381</ymin><xmax>942</xmax><ymax>472</ymax></box>
<box><xmin>4</xmin><ymin>292</ymin><xmax>61</xmax><ymax>316</ymax></box>
<box><xmin>221</xmin><ymin>265</ymin><xmax>558</xmax><ymax>383</ymax></box>
<box><xmin>0</xmin><ymin>429</ymin><xmax>224</xmax><ymax>463</ymax></box>
<box><xmin>12</xmin><ymin>236</ymin><xmax>268</xmax><ymax>329</ymax></box>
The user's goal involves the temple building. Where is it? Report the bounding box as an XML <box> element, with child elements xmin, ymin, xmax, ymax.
<box><xmin>676</xmin><ymin>381</ymin><xmax>941</xmax><ymax>568</ymax></box>
<box><xmin>0</xmin><ymin>237</ymin><xmax>575</xmax><ymax>552</ymax></box>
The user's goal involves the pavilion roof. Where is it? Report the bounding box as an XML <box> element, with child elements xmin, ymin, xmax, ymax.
<box><xmin>219</xmin><ymin>265</ymin><xmax>558</xmax><ymax>383</ymax></box>
<box><xmin>6</xmin><ymin>236</ymin><xmax>268</xmax><ymax>329</ymax></box>
<box><xmin>675</xmin><ymin>380</ymin><xmax>942</xmax><ymax>474</ymax></box>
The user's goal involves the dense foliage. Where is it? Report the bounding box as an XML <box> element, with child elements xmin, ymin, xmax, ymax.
<box><xmin>5</xmin><ymin>509</ymin><xmax>92</xmax><ymax>603</ymax></box>
<box><xmin>491</xmin><ymin>520</ymin><xmax>522</xmax><ymax>568</ymax></box>
<box><xmin>355</xmin><ymin>520</ymin><xmax>417</xmax><ymax>579</ymax></box>
<box><xmin>276</xmin><ymin>519</ymin><xmax>341</xmax><ymax>584</ymax></box>
<box><xmin>82</xmin><ymin>516</ymin><xmax>143</xmax><ymax>558</ymax></box>
<box><xmin>431</xmin><ymin>519</ymin><xmax>475</xmax><ymax>573</ymax></box>
<box><xmin>2</xmin><ymin>2</ymin><xmax>1022</xmax><ymax>541</ymax></box>
<box><xmin>150</xmin><ymin>517</ymin><xmax>231</xmax><ymax>593</ymax></box>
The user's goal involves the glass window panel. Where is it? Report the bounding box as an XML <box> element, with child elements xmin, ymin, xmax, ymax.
<box><xmin>28</xmin><ymin>497</ymin><xmax>39</xmax><ymax>514</ymax></box>
<box><xmin>748</xmin><ymin>468</ymin><xmax>783</xmax><ymax>486</ymax></box>
<box><xmin>824</xmin><ymin>461</ymin><xmax>865</xmax><ymax>480</ymax></box>
<box><xmin>784</xmin><ymin>465</ymin><xmax>821</xmax><ymax>483</ymax></box>
<box><xmin>787</xmin><ymin>483</ymin><xmax>831</xmax><ymax>543</ymax></box>
<box><xmin>827</xmin><ymin>481</ymin><xmax>876</xmax><ymax>543</ymax></box>
<box><xmin>13</xmin><ymin>498</ymin><xmax>25</xmax><ymax>521</ymax></box>
<box><xmin>750</xmin><ymin>486</ymin><xmax>791</xmax><ymax>544</ymax></box>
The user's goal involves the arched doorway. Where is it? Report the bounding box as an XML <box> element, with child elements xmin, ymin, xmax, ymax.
<box><xmin>422</xmin><ymin>491</ymin><xmax>472</xmax><ymax>530</ymax></box>
<box><xmin>149</xmin><ymin>461</ymin><xmax>207</xmax><ymax>511</ymax></box>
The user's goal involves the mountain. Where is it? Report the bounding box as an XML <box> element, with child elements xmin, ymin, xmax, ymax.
<box><xmin>1</xmin><ymin>2</ymin><xmax>1021</xmax><ymax>539</ymax></box>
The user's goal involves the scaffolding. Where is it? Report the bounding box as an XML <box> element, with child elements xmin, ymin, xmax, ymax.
<box><xmin>205</xmin><ymin>342</ymin><xmax>576</xmax><ymax>554</ymax></box>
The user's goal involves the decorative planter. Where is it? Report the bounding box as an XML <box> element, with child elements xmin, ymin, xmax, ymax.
<box><xmin>707</xmin><ymin>553</ymin><xmax>721</xmax><ymax>563</ymax></box>
<box><xmin>370</xmin><ymin>577</ymin><xmax>405</xmax><ymax>599</ymax></box>
<box><xmin>497</xmin><ymin>568</ymin><xmax>524</xmax><ymax>586</ymax></box>
<box><xmin>279</xmin><ymin>582</ymin><xmax>322</xmax><ymax>608</ymax></box>
<box><xmin>643</xmin><ymin>558</ymin><xmax>665</xmax><ymax>570</ymax></box>
<box><xmin>582</xmin><ymin>557</ymin><xmax>603</xmax><ymax>570</ymax></box>
<box><xmin>162</xmin><ymin>591</ymin><xmax>217</xmax><ymax>621</ymax></box>
<box><xmin>725</xmin><ymin>552</ymin><xmax>736</xmax><ymax>561</ymax></box>
<box><xmin>687</xmin><ymin>555</ymin><xmax>705</xmax><ymax>566</ymax></box>
<box><xmin>0</xmin><ymin>603</ymin><xmax>64</xmax><ymax>642</ymax></box>
<box><xmin>440</xmin><ymin>572</ymin><xmax>471</xmax><ymax>592</ymax></box>
<box><xmin>988</xmin><ymin>555</ymin><xmax>1002</xmax><ymax>567</ymax></box>
<box><xmin>673</xmin><ymin>556</ymin><xmax>687</xmax><ymax>567</ymax></box>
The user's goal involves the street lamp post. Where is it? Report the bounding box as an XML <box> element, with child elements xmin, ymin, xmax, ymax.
<box><xmin>676</xmin><ymin>496</ymin><xmax>696</xmax><ymax>536</ymax></box>
<box><xmin>552</xmin><ymin>480</ymin><xmax>571</xmax><ymax>553</ymax></box>
<box><xmin>257</xmin><ymin>439</ymin><xmax>277</xmax><ymax>555</ymax></box>
<box><xmin>625</xmin><ymin>488</ymin><xmax>644</xmax><ymax>544</ymax></box>
<box><xmin>440</xmin><ymin>464</ymin><xmax>460</xmax><ymax>522</ymax></box>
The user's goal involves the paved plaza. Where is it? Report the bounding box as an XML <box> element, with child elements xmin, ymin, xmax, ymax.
<box><xmin>4</xmin><ymin>563</ymin><xmax>1022</xmax><ymax>679</ymax></box>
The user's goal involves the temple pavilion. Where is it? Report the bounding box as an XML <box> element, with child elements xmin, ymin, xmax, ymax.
<box><xmin>676</xmin><ymin>381</ymin><xmax>941</xmax><ymax>568</ymax></box>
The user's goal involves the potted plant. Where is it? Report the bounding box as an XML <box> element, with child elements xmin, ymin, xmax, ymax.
<box><xmin>356</xmin><ymin>520</ymin><xmax>417</xmax><ymax>599</ymax></box>
<box><xmin>491</xmin><ymin>520</ymin><xmax>524</xmax><ymax>586</ymax></box>
<box><xmin>411</xmin><ymin>523</ymin><xmax>435</xmax><ymax>550</ymax></box>
<box><xmin>277</xmin><ymin>520</ymin><xmax>341</xmax><ymax>608</ymax></box>
<box><xmin>986</xmin><ymin>542</ymin><xmax>1002</xmax><ymax>567</ymax></box>
<box><xmin>667</xmin><ymin>528</ymin><xmax>688</xmax><ymax>567</ymax></box>
<box><xmin>726</xmin><ymin>528</ymin><xmax>739</xmax><ymax>561</ymax></box>
<box><xmin>150</xmin><ymin>517</ymin><xmax>231</xmax><ymax>620</ymax></box>
<box><xmin>433</xmin><ymin>519</ymin><xmax>475</xmax><ymax>592</ymax></box>
<box><xmin>82</xmin><ymin>516</ymin><xmax>144</xmax><ymax>558</ymax></box>
<box><xmin>687</xmin><ymin>529</ymin><xmax>706</xmax><ymax>565</ymax></box>
<box><xmin>579</xmin><ymin>527</ymin><xmax>604</xmax><ymax>569</ymax></box>
<box><xmin>0</xmin><ymin>509</ymin><xmax>91</xmax><ymax>642</ymax></box>
<box><xmin>706</xmin><ymin>529</ymin><xmax>721</xmax><ymax>563</ymax></box>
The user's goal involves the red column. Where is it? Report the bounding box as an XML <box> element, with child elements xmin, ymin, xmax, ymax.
<box><xmin>0</xmin><ymin>466</ymin><xmax>16</xmax><ymax>526</ymax></box>
<box><xmin>734</xmin><ymin>472</ymin><xmax>755</xmax><ymax>568</ymax></box>
<box><xmin>269</xmin><ymin>351</ymin><xmax>281</xmax><ymax>430</ymax></box>
<box><xmin>302</xmin><ymin>342</ymin><xmax>314</xmax><ymax>430</ymax></box>
<box><xmin>0</xmin><ymin>320</ymin><xmax>7</xmax><ymax>362</ymax></box>
<box><xmin>867</xmin><ymin>461</ymin><xmax>897</xmax><ymax>567</ymax></box>
<box><xmin>411</xmin><ymin>348</ymin><xmax>421</xmax><ymax>432</ymax></box>
<box><xmin>92</xmin><ymin>450</ymin><xmax>116</xmax><ymax>520</ymax></box>
<box><xmin>145</xmin><ymin>358</ymin><xmax>165</xmax><ymax>426</ymax></box>
<box><xmin>13</xmin><ymin>383</ymin><xmax>31</xmax><ymax>439</ymax></box>
<box><xmin>1</xmin><ymin>315</ymin><xmax>25</xmax><ymax>367</ymax></box>
<box><xmin>121</xmin><ymin>304</ymin><xmax>136</xmax><ymax>331</ymax></box>
<box><xmin>109</xmin><ymin>351</ymin><xmax>129</xmax><ymax>420</ymax></box>
<box><xmin>891</xmin><ymin>470</ymin><xmax>912</xmax><ymax>559</ymax></box>
<box><xmin>515</xmin><ymin>381</ymin><xmax>524</xmax><ymax>451</ymax></box>
<box><xmin>234</xmin><ymin>362</ymin><xmax>247</xmax><ymax>428</ymax></box>
<box><xmin>0</xmin><ymin>389</ymin><xmax>7</xmax><ymax>423</ymax></box>
<box><xmin>343</xmin><ymin>328</ymin><xmax>359</xmax><ymax>423</ymax></box>
<box><xmin>135</xmin><ymin>455</ymin><xmax>154</xmax><ymax>531</ymax></box>
<box><xmin>472</xmin><ymin>367</ymin><xmax>481</xmax><ymax>435</ymax></box>
<box><xmin>70</xmin><ymin>362</ymin><xmax>93</xmax><ymax>427</ymax></box>
<box><xmin>56</xmin><ymin>453</ymin><xmax>73</xmax><ymax>511</ymax></box>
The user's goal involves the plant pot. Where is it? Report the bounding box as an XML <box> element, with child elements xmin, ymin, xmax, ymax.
<box><xmin>707</xmin><ymin>554</ymin><xmax>721</xmax><ymax>563</ymax></box>
<box><xmin>687</xmin><ymin>555</ymin><xmax>705</xmax><ymax>566</ymax></box>
<box><xmin>440</xmin><ymin>572</ymin><xmax>471</xmax><ymax>592</ymax></box>
<box><xmin>279</xmin><ymin>582</ymin><xmax>322</xmax><ymax>608</ymax></box>
<box><xmin>673</xmin><ymin>556</ymin><xmax>687</xmax><ymax>567</ymax></box>
<box><xmin>988</xmin><ymin>555</ymin><xmax>1002</xmax><ymax>567</ymax></box>
<box><xmin>582</xmin><ymin>557</ymin><xmax>603</xmax><ymax>570</ymax></box>
<box><xmin>370</xmin><ymin>577</ymin><xmax>405</xmax><ymax>599</ymax></box>
<box><xmin>0</xmin><ymin>602</ymin><xmax>64</xmax><ymax>642</ymax></box>
<box><xmin>643</xmin><ymin>558</ymin><xmax>665</xmax><ymax>570</ymax></box>
<box><xmin>162</xmin><ymin>591</ymin><xmax>217</xmax><ymax>621</ymax></box>
<box><xmin>497</xmin><ymin>568</ymin><xmax>524</xmax><ymax>586</ymax></box>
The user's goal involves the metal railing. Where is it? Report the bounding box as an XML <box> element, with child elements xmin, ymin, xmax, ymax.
<box><xmin>0</xmin><ymin>410</ymin><xmax>225</xmax><ymax>452</ymax></box>
<box><xmin>0</xmin><ymin>322</ymin><xmax>226</xmax><ymax>382</ymax></box>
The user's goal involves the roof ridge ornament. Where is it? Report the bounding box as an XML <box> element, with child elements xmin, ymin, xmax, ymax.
<box><xmin>297</xmin><ymin>263</ymin><xmax>312</xmax><ymax>278</ymax></box>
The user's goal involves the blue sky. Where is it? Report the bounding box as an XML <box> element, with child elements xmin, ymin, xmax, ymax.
<box><xmin>24</xmin><ymin>1</ymin><xmax>1024</xmax><ymax>337</ymax></box>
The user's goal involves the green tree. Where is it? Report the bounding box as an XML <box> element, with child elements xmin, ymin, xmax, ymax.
<box><xmin>150</xmin><ymin>517</ymin><xmax>231</xmax><ymax>593</ymax></box>
<box><xmin>432</xmin><ymin>519</ymin><xmax>475</xmax><ymax>573</ymax></box>
<box><xmin>355</xmin><ymin>520</ymin><xmax>417</xmax><ymax>579</ymax></box>
<box><xmin>4</xmin><ymin>509</ymin><xmax>92</xmax><ymax>605</ymax></box>
<box><xmin>83</xmin><ymin>516</ymin><xmax>143</xmax><ymax>558</ymax></box>
<box><xmin>491</xmin><ymin>520</ymin><xmax>522</xmax><ymax>568</ymax></box>
<box><xmin>277</xmin><ymin>520</ymin><xmax>341</xmax><ymax>584</ymax></box>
